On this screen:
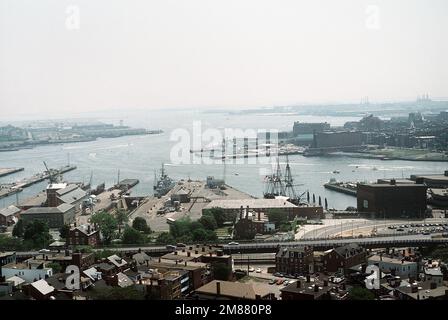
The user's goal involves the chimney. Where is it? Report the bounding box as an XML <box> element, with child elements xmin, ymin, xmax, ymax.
<box><xmin>174</xmin><ymin>251</ymin><xmax>177</xmax><ymax>255</ymax></box>
<box><xmin>158</xmin><ymin>257</ymin><xmax>161</xmax><ymax>262</ymax></box>
<box><xmin>202</xmin><ymin>247</ymin><xmax>205</xmax><ymax>252</ymax></box>
<box><xmin>184</xmin><ymin>261</ymin><xmax>187</xmax><ymax>266</ymax></box>
<box><xmin>390</xmin><ymin>179</ymin><xmax>396</xmax><ymax>185</ymax></box>
<box><xmin>296</xmin><ymin>281</ymin><xmax>301</xmax><ymax>288</ymax></box>
<box><xmin>209</xmin><ymin>253</ymin><xmax>213</xmax><ymax>257</ymax></box>
<box><xmin>240</xmin><ymin>206</ymin><xmax>243</xmax><ymax>219</ymax></box>
<box><xmin>187</xmin><ymin>252</ymin><xmax>191</xmax><ymax>257</ymax></box>
<box><xmin>216</xmin><ymin>281</ymin><xmax>221</xmax><ymax>295</ymax></box>
<box><xmin>257</xmin><ymin>211</ymin><xmax>261</xmax><ymax>221</ymax></box>
<box><xmin>306</xmin><ymin>275</ymin><xmax>310</xmax><ymax>283</ymax></box>
<box><xmin>88</xmin><ymin>225</ymin><xmax>91</xmax><ymax>234</ymax></box>
<box><xmin>380</xmin><ymin>254</ymin><xmax>383</xmax><ymax>261</ymax></box>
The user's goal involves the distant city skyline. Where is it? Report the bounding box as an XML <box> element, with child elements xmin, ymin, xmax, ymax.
<box><xmin>1</xmin><ymin>0</ymin><xmax>447</xmax><ymax>118</ymax></box>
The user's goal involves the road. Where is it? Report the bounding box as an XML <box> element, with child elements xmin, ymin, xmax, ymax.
<box><xmin>15</xmin><ymin>234</ymin><xmax>448</xmax><ymax>258</ymax></box>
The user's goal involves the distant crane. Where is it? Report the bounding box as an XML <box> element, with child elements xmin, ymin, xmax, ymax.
<box><xmin>43</xmin><ymin>161</ymin><xmax>58</xmax><ymax>184</ymax></box>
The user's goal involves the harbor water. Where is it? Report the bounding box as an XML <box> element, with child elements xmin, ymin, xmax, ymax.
<box><xmin>1</xmin><ymin>109</ymin><xmax>447</xmax><ymax>210</ymax></box>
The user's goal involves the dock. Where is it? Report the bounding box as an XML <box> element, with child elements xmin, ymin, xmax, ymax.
<box><xmin>324</xmin><ymin>181</ymin><xmax>357</xmax><ymax>196</ymax></box>
<box><xmin>0</xmin><ymin>165</ymin><xmax>77</xmax><ymax>191</ymax></box>
<box><xmin>0</xmin><ymin>187</ymin><xmax>23</xmax><ymax>199</ymax></box>
<box><xmin>0</xmin><ymin>167</ymin><xmax>24</xmax><ymax>178</ymax></box>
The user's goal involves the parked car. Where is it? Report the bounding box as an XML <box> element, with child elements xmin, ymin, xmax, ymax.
<box><xmin>276</xmin><ymin>279</ymin><xmax>284</xmax><ymax>285</ymax></box>
<box><xmin>228</xmin><ymin>242</ymin><xmax>239</xmax><ymax>246</ymax></box>
<box><xmin>256</xmin><ymin>268</ymin><xmax>262</xmax><ymax>273</ymax></box>
<box><xmin>269</xmin><ymin>279</ymin><xmax>276</xmax><ymax>285</ymax></box>
<box><xmin>39</xmin><ymin>249</ymin><xmax>50</xmax><ymax>253</ymax></box>
<box><xmin>249</xmin><ymin>267</ymin><xmax>255</xmax><ymax>272</ymax></box>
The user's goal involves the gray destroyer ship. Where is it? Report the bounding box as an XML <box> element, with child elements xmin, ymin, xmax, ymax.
<box><xmin>153</xmin><ymin>163</ymin><xmax>175</xmax><ymax>198</ymax></box>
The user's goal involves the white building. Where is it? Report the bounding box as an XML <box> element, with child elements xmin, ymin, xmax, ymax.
<box><xmin>1</xmin><ymin>261</ymin><xmax>53</xmax><ymax>283</ymax></box>
<box><xmin>368</xmin><ymin>255</ymin><xmax>418</xmax><ymax>278</ymax></box>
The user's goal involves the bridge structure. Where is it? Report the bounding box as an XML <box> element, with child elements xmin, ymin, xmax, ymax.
<box><xmin>14</xmin><ymin>235</ymin><xmax>448</xmax><ymax>260</ymax></box>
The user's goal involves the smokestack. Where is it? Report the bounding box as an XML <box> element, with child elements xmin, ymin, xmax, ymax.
<box><xmin>216</xmin><ymin>281</ymin><xmax>221</xmax><ymax>295</ymax></box>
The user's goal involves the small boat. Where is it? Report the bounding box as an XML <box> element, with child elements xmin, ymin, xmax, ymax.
<box><xmin>333</xmin><ymin>170</ymin><xmax>340</xmax><ymax>174</ymax></box>
<box><xmin>372</xmin><ymin>167</ymin><xmax>378</xmax><ymax>171</ymax></box>
<box><xmin>234</xmin><ymin>173</ymin><xmax>239</xmax><ymax>176</ymax></box>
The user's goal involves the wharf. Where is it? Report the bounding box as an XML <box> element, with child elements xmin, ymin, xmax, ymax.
<box><xmin>0</xmin><ymin>165</ymin><xmax>77</xmax><ymax>190</ymax></box>
<box><xmin>130</xmin><ymin>179</ymin><xmax>254</xmax><ymax>232</ymax></box>
<box><xmin>0</xmin><ymin>187</ymin><xmax>22</xmax><ymax>199</ymax></box>
<box><xmin>0</xmin><ymin>167</ymin><xmax>24</xmax><ymax>178</ymax></box>
<box><xmin>324</xmin><ymin>182</ymin><xmax>357</xmax><ymax>196</ymax></box>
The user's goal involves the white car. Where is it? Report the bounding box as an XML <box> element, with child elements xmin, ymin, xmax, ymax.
<box><xmin>39</xmin><ymin>249</ymin><xmax>50</xmax><ymax>253</ymax></box>
<box><xmin>249</xmin><ymin>267</ymin><xmax>255</xmax><ymax>272</ymax></box>
<box><xmin>255</xmin><ymin>268</ymin><xmax>262</xmax><ymax>273</ymax></box>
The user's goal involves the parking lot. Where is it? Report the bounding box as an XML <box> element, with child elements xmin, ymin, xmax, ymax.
<box><xmin>379</xmin><ymin>222</ymin><xmax>448</xmax><ymax>236</ymax></box>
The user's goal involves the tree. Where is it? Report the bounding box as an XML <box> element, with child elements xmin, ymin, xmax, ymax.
<box><xmin>23</xmin><ymin>220</ymin><xmax>52</xmax><ymax>249</ymax></box>
<box><xmin>189</xmin><ymin>221</ymin><xmax>204</xmax><ymax>232</ymax></box>
<box><xmin>170</xmin><ymin>218</ymin><xmax>192</xmax><ymax>238</ymax></box>
<box><xmin>205</xmin><ymin>229</ymin><xmax>218</xmax><ymax>241</ymax></box>
<box><xmin>122</xmin><ymin>226</ymin><xmax>145</xmax><ymax>244</ymax></box>
<box><xmin>90</xmin><ymin>211</ymin><xmax>118</xmax><ymax>244</ymax></box>
<box><xmin>115</xmin><ymin>209</ymin><xmax>129</xmax><ymax>226</ymax></box>
<box><xmin>59</xmin><ymin>224</ymin><xmax>70</xmax><ymax>239</ymax></box>
<box><xmin>156</xmin><ymin>232</ymin><xmax>175</xmax><ymax>245</ymax></box>
<box><xmin>267</xmin><ymin>209</ymin><xmax>288</xmax><ymax>227</ymax></box>
<box><xmin>132</xmin><ymin>217</ymin><xmax>151</xmax><ymax>234</ymax></box>
<box><xmin>192</xmin><ymin>228</ymin><xmax>208</xmax><ymax>241</ymax></box>
<box><xmin>12</xmin><ymin>219</ymin><xmax>24</xmax><ymax>238</ymax></box>
<box><xmin>47</xmin><ymin>262</ymin><xmax>63</xmax><ymax>273</ymax></box>
<box><xmin>204</xmin><ymin>208</ymin><xmax>226</xmax><ymax>227</ymax></box>
<box><xmin>199</xmin><ymin>215</ymin><xmax>217</xmax><ymax>231</ymax></box>
<box><xmin>212</xmin><ymin>263</ymin><xmax>231</xmax><ymax>281</ymax></box>
<box><xmin>348</xmin><ymin>286</ymin><xmax>375</xmax><ymax>300</ymax></box>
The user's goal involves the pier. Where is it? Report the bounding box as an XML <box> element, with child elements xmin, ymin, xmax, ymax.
<box><xmin>324</xmin><ymin>181</ymin><xmax>357</xmax><ymax>196</ymax></box>
<box><xmin>0</xmin><ymin>165</ymin><xmax>77</xmax><ymax>191</ymax></box>
<box><xmin>0</xmin><ymin>167</ymin><xmax>24</xmax><ymax>178</ymax></box>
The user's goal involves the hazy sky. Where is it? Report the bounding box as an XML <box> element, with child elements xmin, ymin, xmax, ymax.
<box><xmin>1</xmin><ymin>0</ymin><xmax>447</xmax><ymax>118</ymax></box>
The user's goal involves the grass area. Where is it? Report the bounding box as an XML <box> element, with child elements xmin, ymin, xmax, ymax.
<box><xmin>368</xmin><ymin>147</ymin><xmax>448</xmax><ymax>161</ymax></box>
<box><xmin>215</xmin><ymin>227</ymin><xmax>232</xmax><ymax>238</ymax></box>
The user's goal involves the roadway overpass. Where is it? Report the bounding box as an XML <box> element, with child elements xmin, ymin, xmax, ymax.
<box><xmin>14</xmin><ymin>235</ymin><xmax>447</xmax><ymax>259</ymax></box>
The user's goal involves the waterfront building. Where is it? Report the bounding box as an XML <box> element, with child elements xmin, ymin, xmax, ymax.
<box><xmin>21</xmin><ymin>203</ymin><xmax>75</xmax><ymax>228</ymax></box>
<box><xmin>357</xmin><ymin>181</ymin><xmax>427</xmax><ymax>219</ymax></box>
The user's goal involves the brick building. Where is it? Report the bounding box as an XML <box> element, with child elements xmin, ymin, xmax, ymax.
<box><xmin>322</xmin><ymin>244</ymin><xmax>367</xmax><ymax>274</ymax></box>
<box><xmin>357</xmin><ymin>181</ymin><xmax>427</xmax><ymax>218</ymax></box>
<box><xmin>67</xmin><ymin>225</ymin><xmax>101</xmax><ymax>247</ymax></box>
<box><xmin>275</xmin><ymin>246</ymin><xmax>314</xmax><ymax>275</ymax></box>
